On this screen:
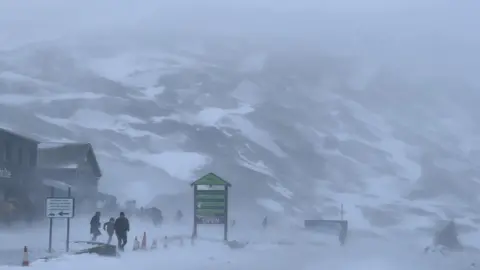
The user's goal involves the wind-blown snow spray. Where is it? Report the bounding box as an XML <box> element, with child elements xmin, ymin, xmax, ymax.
<box><xmin>151</xmin><ymin>239</ymin><xmax>158</xmax><ymax>250</ymax></box>
<box><xmin>163</xmin><ymin>236</ymin><xmax>168</xmax><ymax>249</ymax></box>
<box><xmin>133</xmin><ymin>236</ymin><xmax>140</xmax><ymax>251</ymax></box>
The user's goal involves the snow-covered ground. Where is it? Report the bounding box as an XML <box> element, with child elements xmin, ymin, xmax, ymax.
<box><xmin>0</xmin><ymin>217</ymin><xmax>324</xmax><ymax>268</ymax></box>
<box><xmin>0</xmin><ymin>218</ymin><xmax>477</xmax><ymax>270</ymax></box>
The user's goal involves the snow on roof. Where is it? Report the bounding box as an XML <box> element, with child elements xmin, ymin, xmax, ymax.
<box><xmin>38</xmin><ymin>142</ymin><xmax>73</xmax><ymax>149</ymax></box>
<box><xmin>61</xmin><ymin>163</ymin><xmax>79</xmax><ymax>169</ymax></box>
<box><xmin>37</xmin><ymin>142</ymin><xmax>102</xmax><ymax>177</ymax></box>
<box><xmin>0</xmin><ymin>127</ymin><xmax>39</xmax><ymax>143</ymax></box>
<box><xmin>42</xmin><ymin>178</ymin><xmax>76</xmax><ymax>191</ymax></box>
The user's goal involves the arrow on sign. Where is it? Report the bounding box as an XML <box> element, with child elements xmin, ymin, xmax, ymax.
<box><xmin>197</xmin><ymin>202</ymin><xmax>202</xmax><ymax>208</ymax></box>
<box><xmin>58</xmin><ymin>211</ymin><xmax>70</xmax><ymax>216</ymax></box>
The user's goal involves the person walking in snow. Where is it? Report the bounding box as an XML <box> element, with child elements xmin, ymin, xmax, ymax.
<box><xmin>262</xmin><ymin>216</ymin><xmax>268</xmax><ymax>229</ymax></box>
<box><xmin>114</xmin><ymin>212</ymin><xmax>130</xmax><ymax>251</ymax></box>
<box><xmin>103</xmin><ymin>217</ymin><xmax>115</xmax><ymax>245</ymax></box>
<box><xmin>90</xmin><ymin>211</ymin><xmax>102</xmax><ymax>241</ymax></box>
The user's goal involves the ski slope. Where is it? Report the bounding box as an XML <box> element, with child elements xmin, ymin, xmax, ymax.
<box><xmin>0</xmin><ymin>217</ymin><xmax>478</xmax><ymax>270</ymax></box>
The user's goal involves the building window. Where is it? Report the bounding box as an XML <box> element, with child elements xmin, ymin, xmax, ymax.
<box><xmin>4</xmin><ymin>143</ymin><xmax>12</xmax><ymax>162</ymax></box>
<box><xmin>17</xmin><ymin>148</ymin><xmax>23</xmax><ymax>165</ymax></box>
<box><xmin>28</xmin><ymin>149</ymin><xmax>36</xmax><ymax>167</ymax></box>
<box><xmin>1</xmin><ymin>142</ymin><xmax>5</xmax><ymax>161</ymax></box>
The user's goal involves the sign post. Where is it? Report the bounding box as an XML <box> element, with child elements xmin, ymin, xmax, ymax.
<box><xmin>66</xmin><ymin>187</ymin><xmax>72</xmax><ymax>252</ymax></box>
<box><xmin>45</xmin><ymin>189</ymin><xmax>75</xmax><ymax>253</ymax></box>
<box><xmin>191</xmin><ymin>173</ymin><xmax>231</xmax><ymax>241</ymax></box>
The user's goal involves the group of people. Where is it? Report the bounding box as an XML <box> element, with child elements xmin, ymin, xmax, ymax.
<box><xmin>90</xmin><ymin>211</ymin><xmax>130</xmax><ymax>251</ymax></box>
<box><xmin>89</xmin><ymin>209</ymin><xmax>184</xmax><ymax>251</ymax></box>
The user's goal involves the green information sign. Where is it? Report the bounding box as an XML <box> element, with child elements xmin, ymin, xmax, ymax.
<box><xmin>191</xmin><ymin>173</ymin><xmax>231</xmax><ymax>241</ymax></box>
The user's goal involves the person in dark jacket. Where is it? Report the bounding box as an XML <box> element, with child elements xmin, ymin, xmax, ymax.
<box><xmin>90</xmin><ymin>211</ymin><xmax>101</xmax><ymax>241</ymax></box>
<box><xmin>114</xmin><ymin>212</ymin><xmax>130</xmax><ymax>251</ymax></box>
<box><xmin>103</xmin><ymin>217</ymin><xmax>115</xmax><ymax>244</ymax></box>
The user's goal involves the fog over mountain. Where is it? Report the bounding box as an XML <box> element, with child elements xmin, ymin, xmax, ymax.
<box><xmin>0</xmin><ymin>0</ymin><xmax>479</xmax><ymax>239</ymax></box>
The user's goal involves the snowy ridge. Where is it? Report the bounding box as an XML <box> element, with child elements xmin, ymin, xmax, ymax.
<box><xmin>0</xmin><ymin>37</ymin><xmax>479</xmax><ymax>240</ymax></box>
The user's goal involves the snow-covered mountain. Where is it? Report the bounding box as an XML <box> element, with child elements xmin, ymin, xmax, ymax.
<box><xmin>0</xmin><ymin>34</ymin><xmax>479</xmax><ymax>238</ymax></box>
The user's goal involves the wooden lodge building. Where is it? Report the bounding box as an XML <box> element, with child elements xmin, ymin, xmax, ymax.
<box><xmin>0</xmin><ymin>128</ymin><xmax>38</xmax><ymax>203</ymax></box>
<box><xmin>0</xmin><ymin>128</ymin><xmax>102</xmax><ymax>221</ymax></box>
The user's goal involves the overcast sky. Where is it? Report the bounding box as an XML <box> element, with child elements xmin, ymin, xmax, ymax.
<box><xmin>0</xmin><ymin>0</ymin><xmax>478</xmax><ymax>82</ymax></box>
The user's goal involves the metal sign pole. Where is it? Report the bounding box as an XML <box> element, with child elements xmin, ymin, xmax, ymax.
<box><xmin>48</xmin><ymin>187</ymin><xmax>54</xmax><ymax>253</ymax></box>
<box><xmin>46</xmin><ymin>188</ymin><xmax>75</xmax><ymax>253</ymax></box>
<box><xmin>192</xmin><ymin>185</ymin><xmax>198</xmax><ymax>238</ymax></box>
<box><xmin>223</xmin><ymin>186</ymin><xmax>228</xmax><ymax>241</ymax></box>
<box><xmin>66</xmin><ymin>187</ymin><xmax>71</xmax><ymax>252</ymax></box>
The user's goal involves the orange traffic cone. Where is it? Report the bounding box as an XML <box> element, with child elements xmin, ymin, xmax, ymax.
<box><xmin>133</xmin><ymin>237</ymin><xmax>140</xmax><ymax>251</ymax></box>
<box><xmin>22</xmin><ymin>246</ymin><xmax>29</xmax><ymax>266</ymax></box>
<box><xmin>141</xmin><ymin>232</ymin><xmax>147</xmax><ymax>250</ymax></box>
<box><xmin>151</xmin><ymin>239</ymin><xmax>158</xmax><ymax>250</ymax></box>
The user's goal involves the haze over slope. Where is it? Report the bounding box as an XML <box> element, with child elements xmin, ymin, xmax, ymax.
<box><xmin>0</xmin><ymin>1</ymin><xmax>479</xmax><ymax>238</ymax></box>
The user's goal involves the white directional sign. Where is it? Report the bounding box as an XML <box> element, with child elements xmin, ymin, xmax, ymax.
<box><xmin>46</xmin><ymin>197</ymin><xmax>75</xmax><ymax>218</ymax></box>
